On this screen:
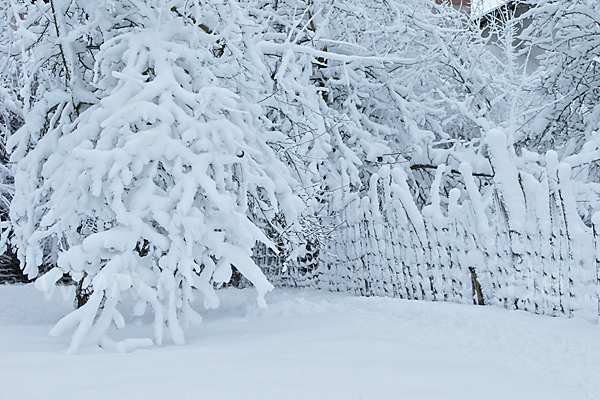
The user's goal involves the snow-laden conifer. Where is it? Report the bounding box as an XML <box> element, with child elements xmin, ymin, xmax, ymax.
<box><xmin>8</xmin><ymin>0</ymin><xmax>302</xmax><ymax>353</ymax></box>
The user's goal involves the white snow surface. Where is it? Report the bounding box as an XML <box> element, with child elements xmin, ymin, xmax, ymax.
<box><xmin>0</xmin><ymin>284</ymin><xmax>599</xmax><ymax>400</ymax></box>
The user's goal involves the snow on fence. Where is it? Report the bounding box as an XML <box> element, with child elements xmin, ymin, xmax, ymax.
<box><xmin>271</xmin><ymin>131</ymin><xmax>600</xmax><ymax>321</ymax></box>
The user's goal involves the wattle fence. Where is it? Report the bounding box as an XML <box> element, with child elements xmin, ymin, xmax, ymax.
<box><xmin>269</xmin><ymin>133</ymin><xmax>600</xmax><ymax>322</ymax></box>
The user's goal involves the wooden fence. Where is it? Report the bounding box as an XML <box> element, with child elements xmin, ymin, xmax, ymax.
<box><xmin>271</xmin><ymin>137</ymin><xmax>600</xmax><ymax>321</ymax></box>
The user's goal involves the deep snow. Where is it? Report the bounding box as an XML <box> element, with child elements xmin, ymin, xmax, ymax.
<box><xmin>0</xmin><ymin>284</ymin><xmax>599</xmax><ymax>399</ymax></box>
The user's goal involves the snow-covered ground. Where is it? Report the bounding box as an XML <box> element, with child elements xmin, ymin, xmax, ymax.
<box><xmin>0</xmin><ymin>284</ymin><xmax>598</xmax><ymax>400</ymax></box>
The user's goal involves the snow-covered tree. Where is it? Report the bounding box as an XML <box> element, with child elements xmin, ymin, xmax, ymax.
<box><xmin>7</xmin><ymin>0</ymin><xmax>302</xmax><ymax>353</ymax></box>
<box><xmin>517</xmin><ymin>0</ymin><xmax>600</xmax><ymax>221</ymax></box>
<box><xmin>0</xmin><ymin>4</ymin><xmax>23</xmax><ymax>266</ymax></box>
<box><xmin>260</xmin><ymin>0</ymin><xmax>510</xmax><ymax>214</ymax></box>
<box><xmin>520</xmin><ymin>0</ymin><xmax>600</xmax><ymax>154</ymax></box>
<box><xmin>0</xmin><ymin>82</ymin><xmax>18</xmax><ymax>253</ymax></box>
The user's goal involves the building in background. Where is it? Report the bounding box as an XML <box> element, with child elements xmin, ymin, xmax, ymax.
<box><xmin>436</xmin><ymin>0</ymin><xmax>472</xmax><ymax>14</ymax></box>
